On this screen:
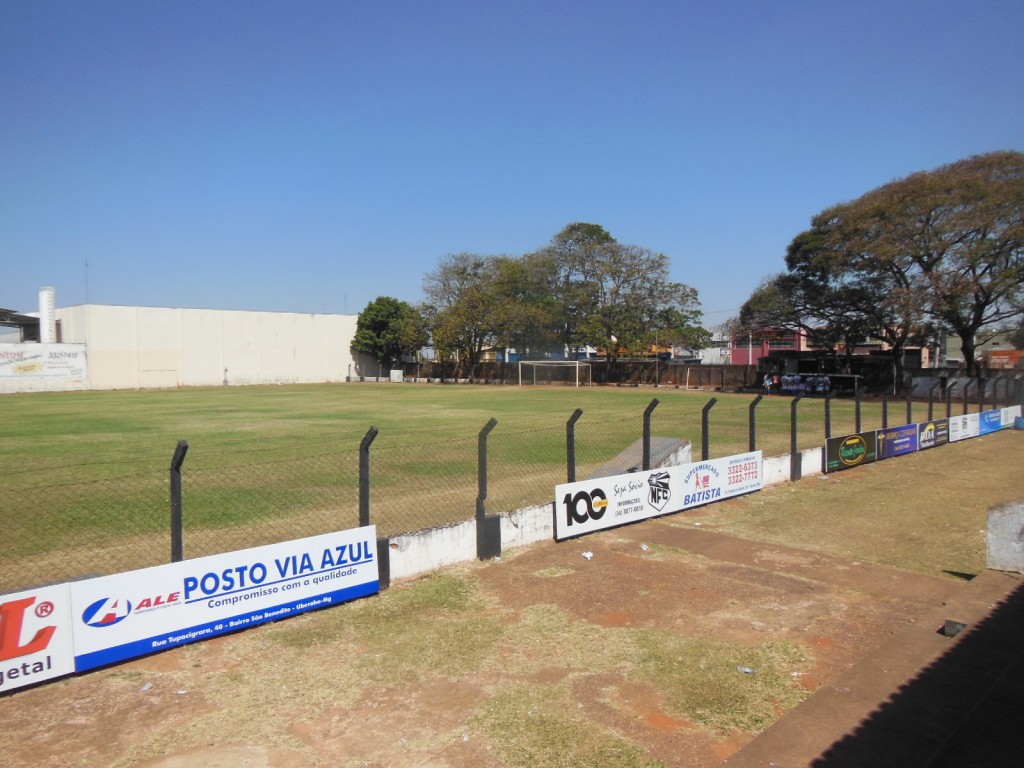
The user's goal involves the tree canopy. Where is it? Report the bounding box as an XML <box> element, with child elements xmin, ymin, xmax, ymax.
<box><xmin>351</xmin><ymin>296</ymin><xmax>428</xmax><ymax>369</ymax></box>
<box><xmin>420</xmin><ymin>223</ymin><xmax>708</xmax><ymax>371</ymax></box>
<box><xmin>738</xmin><ymin>151</ymin><xmax>1024</xmax><ymax>377</ymax></box>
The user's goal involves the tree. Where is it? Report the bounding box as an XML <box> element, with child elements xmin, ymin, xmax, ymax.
<box><xmin>352</xmin><ymin>296</ymin><xmax>428</xmax><ymax>369</ymax></box>
<box><xmin>540</xmin><ymin>223</ymin><xmax>707</xmax><ymax>370</ymax></box>
<box><xmin>487</xmin><ymin>252</ymin><xmax>563</xmax><ymax>359</ymax></box>
<box><xmin>817</xmin><ymin>151</ymin><xmax>1024</xmax><ymax>376</ymax></box>
<box><xmin>781</xmin><ymin>222</ymin><xmax>923</xmax><ymax>380</ymax></box>
<box><xmin>422</xmin><ymin>253</ymin><xmax>497</xmax><ymax>370</ymax></box>
<box><xmin>1009</xmin><ymin>323</ymin><xmax>1024</xmax><ymax>351</ymax></box>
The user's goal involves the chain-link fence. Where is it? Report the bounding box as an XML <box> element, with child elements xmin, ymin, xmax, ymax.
<box><xmin>2</xmin><ymin>387</ymin><xmax>1009</xmax><ymax>594</ymax></box>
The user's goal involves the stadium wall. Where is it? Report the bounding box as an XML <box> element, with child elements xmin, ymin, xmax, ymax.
<box><xmin>47</xmin><ymin>304</ymin><xmax>367</xmax><ymax>391</ymax></box>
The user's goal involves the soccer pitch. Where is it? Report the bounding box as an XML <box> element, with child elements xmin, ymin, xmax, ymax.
<box><xmin>0</xmin><ymin>383</ymin><xmax>878</xmax><ymax>592</ymax></box>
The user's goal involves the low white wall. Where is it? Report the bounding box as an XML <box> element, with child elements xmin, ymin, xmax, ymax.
<box><xmin>987</xmin><ymin>500</ymin><xmax>1024</xmax><ymax>573</ymax></box>
<box><xmin>384</xmin><ymin>448</ymin><xmax>817</xmax><ymax>584</ymax></box>
<box><xmin>386</xmin><ymin>520</ymin><xmax>478</xmax><ymax>581</ymax></box>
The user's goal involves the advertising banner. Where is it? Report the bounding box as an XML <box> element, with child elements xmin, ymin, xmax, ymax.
<box><xmin>979</xmin><ymin>410</ymin><xmax>1004</xmax><ymax>435</ymax></box>
<box><xmin>0</xmin><ymin>584</ymin><xmax>75</xmax><ymax>693</ymax></box>
<box><xmin>917</xmin><ymin>419</ymin><xmax>949</xmax><ymax>451</ymax></box>
<box><xmin>824</xmin><ymin>431</ymin><xmax>878</xmax><ymax>473</ymax></box>
<box><xmin>71</xmin><ymin>526</ymin><xmax>379</xmax><ymax>672</ymax></box>
<box><xmin>0</xmin><ymin>343</ymin><xmax>87</xmax><ymax>379</ymax></box>
<box><xmin>1001</xmin><ymin>405</ymin><xmax>1022</xmax><ymax>427</ymax></box>
<box><xmin>876</xmin><ymin>424</ymin><xmax>919</xmax><ymax>459</ymax></box>
<box><xmin>554</xmin><ymin>452</ymin><xmax>763</xmax><ymax>541</ymax></box>
<box><xmin>948</xmin><ymin>413</ymin><xmax>980</xmax><ymax>443</ymax></box>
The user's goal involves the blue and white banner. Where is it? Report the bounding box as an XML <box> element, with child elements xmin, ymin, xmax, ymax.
<box><xmin>554</xmin><ymin>452</ymin><xmax>763</xmax><ymax>541</ymax></box>
<box><xmin>70</xmin><ymin>526</ymin><xmax>378</xmax><ymax>671</ymax></box>
<box><xmin>979</xmin><ymin>410</ymin><xmax>1004</xmax><ymax>435</ymax></box>
<box><xmin>0</xmin><ymin>584</ymin><xmax>75</xmax><ymax>693</ymax></box>
<box><xmin>877</xmin><ymin>424</ymin><xmax>919</xmax><ymax>459</ymax></box>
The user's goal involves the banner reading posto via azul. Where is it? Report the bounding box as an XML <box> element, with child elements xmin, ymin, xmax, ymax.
<box><xmin>70</xmin><ymin>526</ymin><xmax>379</xmax><ymax>672</ymax></box>
<box><xmin>554</xmin><ymin>451</ymin><xmax>763</xmax><ymax>541</ymax></box>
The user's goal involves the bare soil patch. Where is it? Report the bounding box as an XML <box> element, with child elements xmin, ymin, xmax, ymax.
<box><xmin>1</xmin><ymin>431</ymin><xmax>1022</xmax><ymax>767</ymax></box>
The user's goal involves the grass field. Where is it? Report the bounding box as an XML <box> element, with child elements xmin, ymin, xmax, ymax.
<box><xmin>1</xmin><ymin>385</ymin><xmax>1020</xmax><ymax>768</ymax></box>
<box><xmin>0</xmin><ymin>382</ymin><xmax>939</xmax><ymax>592</ymax></box>
<box><xmin>3</xmin><ymin>430</ymin><xmax>1022</xmax><ymax>768</ymax></box>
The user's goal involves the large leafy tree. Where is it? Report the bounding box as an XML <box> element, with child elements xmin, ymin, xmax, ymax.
<box><xmin>817</xmin><ymin>151</ymin><xmax>1024</xmax><ymax>375</ymax></box>
<box><xmin>488</xmin><ymin>252</ymin><xmax>563</xmax><ymax>358</ymax></box>
<box><xmin>776</xmin><ymin>222</ymin><xmax>921</xmax><ymax>379</ymax></box>
<box><xmin>422</xmin><ymin>253</ymin><xmax>497</xmax><ymax>368</ymax></box>
<box><xmin>540</xmin><ymin>223</ymin><xmax>707</xmax><ymax>367</ymax></box>
<box><xmin>352</xmin><ymin>296</ymin><xmax>428</xmax><ymax>369</ymax></box>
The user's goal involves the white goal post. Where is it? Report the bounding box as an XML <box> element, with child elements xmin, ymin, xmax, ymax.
<box><xmin>517</xmin><ymin>360</ymin><xmax>593</xmax><ymax>387</ymax></box>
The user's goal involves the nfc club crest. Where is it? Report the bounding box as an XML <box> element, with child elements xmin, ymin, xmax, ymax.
<box><xmin>647</xmin><ymin>472</ymin><xmax>671</xmax><ymax>511</ymax></box>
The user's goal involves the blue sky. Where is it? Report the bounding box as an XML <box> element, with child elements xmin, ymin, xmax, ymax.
<box><xmin>2</xmin><ymin>1</ymin><xmax>1021</xmax><ymax>328</ymax></box>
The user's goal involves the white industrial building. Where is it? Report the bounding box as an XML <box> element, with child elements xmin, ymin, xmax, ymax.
<box><xmin>0</xmin><ymin>288</ymin><xmax>372</xmax><ymax>393</ymax></box>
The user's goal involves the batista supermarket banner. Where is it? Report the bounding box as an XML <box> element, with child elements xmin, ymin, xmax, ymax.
<box><xmin>825</xmin><ymin>431</ymin><xmax>878</xmax><ymax>473</ymax></box>
<box><xmin>554</xmin><ymin>451</ymin><xmax>763</xmax><ymax>541</ymax></box>
<box><xmin>70</xmin><ymin>526</ymin><xmax>379</xmax><ymax>672</ymax></box>
<box><xmin>877</xmin><ymin>424</ymin><xmax>920</xmax><ymax>460</ymax></box>
<box><xmin>917</xmin><ymin>419</ymin><xmax>950</xmax><ymax>450</ymax></box>
<box><xmin>0</xmin><ymin>584</ymin><xmax>75</xmax><ymax>694</ymax></box>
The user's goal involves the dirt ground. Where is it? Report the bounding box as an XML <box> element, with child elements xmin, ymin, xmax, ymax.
<box><xmin>2</xmin><ymin>432</ymin><xmax>1022</xmax><ymax>768</ymax></box>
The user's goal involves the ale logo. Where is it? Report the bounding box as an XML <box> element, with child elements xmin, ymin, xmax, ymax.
<box><xmin>82</xmin><ymin>597</ymin><xmax>133</xmax><ymax>627</ymax></box>
<box><xmin>838</xmin><ymin>435</ymin><xmax>868</xmax><ymax>466</ymax></box>
<box><xmin>562</xmin><ymin>488</ymin><xmax>608</xmax><ymax>526</ymax></box>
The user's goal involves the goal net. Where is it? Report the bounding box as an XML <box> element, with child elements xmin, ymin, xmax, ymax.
<box><xmin>518</xmin><ymin>360</ymin><xmax>592</xmax><ymax>387</ymax></box>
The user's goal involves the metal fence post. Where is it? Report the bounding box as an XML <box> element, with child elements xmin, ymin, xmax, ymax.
<box><xmin>963</xmin><ymin>379</ymin><xmax>971</xmax><ymax>415</ymax></box>
<box><xmin>748</xmin><ymin>394</ymin><xmax>763</xmax><ymax>452</ymax></box>
<box><xmin>929</xmin><ymin>380</ymin><xmax>941</xmax><ymax>421</ymax></box>
<box><xmin>357</xmin><ymin>426</ymin><xmax>392</xmax><ymax>589</ymax></box>
<box><xmin>359</xmin><ymin>426</ymin><xmax>378</xmax><ymax>528</ymax></box>
<box><xmin>946</xmin><ymin>381</ymin><xmax>956</xmax><ymax>418</ymax></box>
<box><xmin>790</xmin><ymin>396</ymin><xmax>803</xmax><ymax>482</ymax></box>
<box><xmin>979</xmin><ymin>377</ymin><xmax>987</xmax><ymax>412</ymax></box>
<box><xmin>170</xmin><ymin>440</ymin><xmax>189</xmax><ymax>563</ymax></box>
<box><xmin>906</xmin><ymin>388</ymin><xmax>913</xmax><ymax>425</ymax></box>
<box><xmin>701</xmin><ymin>397</ymin><xmax>718</xmax><ymax>461</ymax></box>
<box><xmin>476</xmin><ymin>418</ymin><xmax>501</xmax><ymax>560</ymax></box>
<box><xmin>566</xmin><ymin>408</ymin><xmax>583</xmax><ymax>483</ymax></box>
<box><xmin>643</xmin><ymin>398</ymin><xmax>659</xmax><ymax>470</ymax></box>
<box><xmin>824</xmin><ymin>391</ymin><xmax>832</xmax><ymax>440</ymax></box>
<box><xmin>881</xmin><ymin>393</ymin><xmax>889</xmax><ymax>429</ymax></box>
<box><xmin>855</xmin><ymin>383</ymin><xmax>862</xmax><ymax>433</ymax></box>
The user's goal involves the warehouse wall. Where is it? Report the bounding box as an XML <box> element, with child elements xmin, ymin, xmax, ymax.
<box><xmin>54</xmin><ymin>304</ymin><xmax>365</xmax><ymax>390</ymax></box>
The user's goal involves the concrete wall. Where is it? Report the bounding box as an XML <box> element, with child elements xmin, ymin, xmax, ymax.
<box><xmin>54</xmin><ymin>304</ymin><xmax>368</xmax><ymax>390</ymax></box>
<box><xmin>987</xmin><ymin>500</ymin><xmax>1024</xmax><ymax>573</ymax></box>
<box><xmin>384</xmin><ymin>446</ymin><xmax>820</xmax><ymax>584</ymax></box>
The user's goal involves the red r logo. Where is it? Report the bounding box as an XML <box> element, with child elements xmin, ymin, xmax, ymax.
<box><xmin>0</xmin><ymin>597</ymin><xmax>57</xmax><ymax>661</ymax></box>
